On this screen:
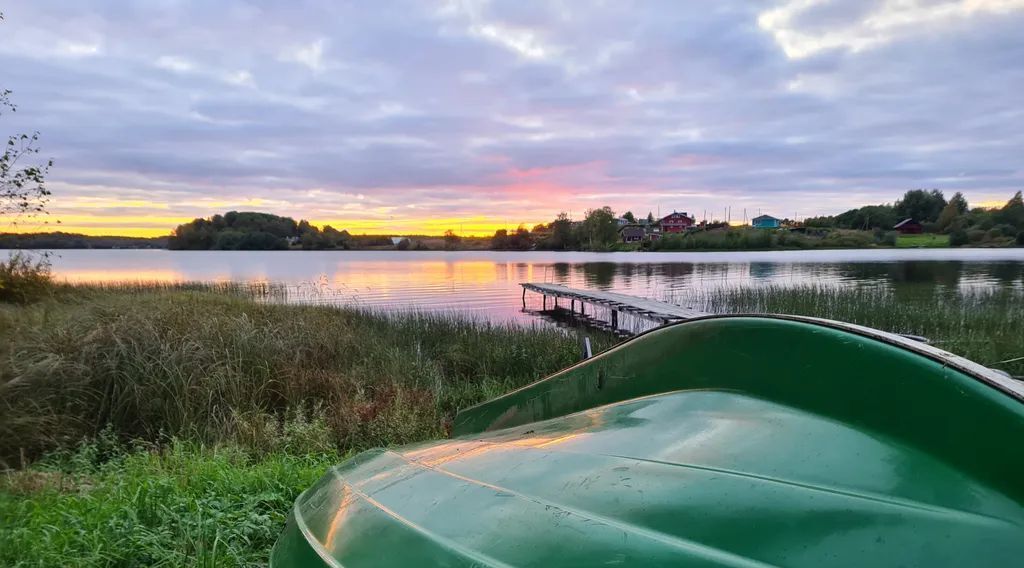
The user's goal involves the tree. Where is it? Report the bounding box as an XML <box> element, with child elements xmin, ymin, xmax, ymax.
<box><xmin>895</xmin><ymin>189</ymin><xmax>946</xmax><ymax>223</ymax></box>
<box><xmin>490</xmin><ymin>229</ymin><xmax>508</xmax><ymax>250</ymax></box>
<box><xmin>833</xmin><ymin>205</ymin><xmax>897</xmax><ymax>230</ymax></box>
<box><xmin>2</xmin><ymin>83</ymin><xmax>52</xmax><ymax>221</ymax></box>
<box><xmin>548</xmin><ymin>212</ymin><xmax>576</xmax><ymax>250</ymax></box>
<box><xmin>2</xmin><ymin>10</ymin><xmax>53</xmax><ymax>237</ymax></box>
<box><xmin>321</xmin><ymin>225</ymin><xmax>349</xmax><ymax>249</ymax></box>
<box><xmin>948</xmin><ymin>191</ymin><xmax>968</xmax><ymax>214</ymax></box>
<box><xmin>443</xmin><ymin>229</ymin><xmax>461</xmax><ymax>250</ymax></box>
<box><xmin>936</xmin><ymin>192</ymin><xmax>968</xmax><ymax>232</ymax></box>
<box><xmin>622</xmin><ymin>211</ymin><xmax>636</xmax><ymax>223</ymax></box>
<box><xmin>169</xmin><ymin>211</ymin><xmax>305</xmax><ymax>250</ymax></box>
<box><xmin>995</xmin><ymin>191</ymin><xmax>1024</xmax><ymax>229</ymax></box>
<box><xmin>579</xmin><ymin>206</ymin><xmax>619</xmax><ymax>250</ymax></box>
<box><xmin>646</xmin><ymin>212</ymin><xmax>656</xmax><ymax>224</ymax></box>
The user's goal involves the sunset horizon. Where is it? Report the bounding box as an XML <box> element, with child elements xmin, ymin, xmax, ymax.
<box><xmin>3</xmin><ymin>1</ymin><xmax>1023</xmax><ymax>239</ymax></box>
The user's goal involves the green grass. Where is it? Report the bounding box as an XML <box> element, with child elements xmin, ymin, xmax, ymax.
<box><xmin>896</xmin><ymin>233</ymin><xmax>950</xmax><ymax>247</ymax></box>
<box><xmin>2</xmin><ymin>282</ymin><xmax>1022</xmax><ymax>566</ymax></box>
<box><xmin>1</xmin><ymin>437</ymin><xmax>338</xmax><ymax>567</ymax></box>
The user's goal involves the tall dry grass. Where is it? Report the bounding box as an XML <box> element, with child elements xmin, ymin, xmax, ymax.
<box><xmin>0</xmin><ymin>285</ymin><xmax>611</xmax><ymax>467</ymax></box>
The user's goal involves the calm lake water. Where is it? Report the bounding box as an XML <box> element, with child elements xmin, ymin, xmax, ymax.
<box><xmin>41</xmin><ymin>248</ymin><xmax>1024</xmax><ymax>325</ymax></box>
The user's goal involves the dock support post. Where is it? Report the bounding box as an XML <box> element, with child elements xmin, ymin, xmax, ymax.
<box><xmin>522</xmin><ymin>287</ymin><xmax>527</xmax><ymax>309</ymax></box>
<box><xmin>571</xmin><ymin>299</ymin><xmax>575</xmax><ymax>313</ymax></box>
<box><xmin>543</xmin><ymin>295</ymin><xmax>547</xmax><ymax>311</ymax></box>
<box><xmin>611</xmin><ymin>310</ymin><xmax>618</xmax><ymax>330</ymax></box>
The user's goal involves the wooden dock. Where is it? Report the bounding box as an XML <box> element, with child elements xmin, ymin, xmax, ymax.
<box><xmin>521</xmin><ymin>283</ymin><xmax>707</xmax><ymax>331</ymax></box>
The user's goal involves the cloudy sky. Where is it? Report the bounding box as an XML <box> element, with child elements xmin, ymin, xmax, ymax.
<box><xmin>2</xmin><ymin>0</ymin><xmax>1023</xmax><ymax>236</ymax></box>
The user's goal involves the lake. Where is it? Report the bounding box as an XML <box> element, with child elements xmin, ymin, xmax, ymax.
<box><xmin>38</xmin><ymin>248</ymin><xmax>1024</xmax><ymax>325</ymax></box>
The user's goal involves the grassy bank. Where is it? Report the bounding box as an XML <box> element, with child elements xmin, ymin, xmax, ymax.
<box><xmin>0</xmin><ymin>285</ymin><xmax>613</xmax><ymax>465</ymax></box>
<box><xmin>0</xmin><ymin>285</ymin><xmax>615</xmax><ymax>566</ymax></box>
<box><xmin>896</xmin><ymin>233</ymin><xmax>950</xmax><ymax>247</ymax></box>
<box><xmin>3</xmin><ymin>282</ymin><xmax>1023</xmax><ymax>565</ymax></box>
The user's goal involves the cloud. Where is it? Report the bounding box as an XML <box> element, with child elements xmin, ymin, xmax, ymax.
<box><xmin>279</xmin><ymin>39</ymin><xmax>328</xmax><ymax>72</ymax></box>
<box><xmin>759</xmin><ymin>0</ymin><xmax>1024</xmax><ymax>58</ymax></box>
<box><xmin>155</xmin><ymin>55</ymin><xmax>194</xmax><ymax>73</ymax></box>
<box><xmin>0</xmin><ymin>0</ymin><xmax>1022</xmax><ymax>235</ymax></box>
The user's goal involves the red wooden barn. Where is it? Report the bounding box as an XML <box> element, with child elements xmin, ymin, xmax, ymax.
<box><xmin>893</xmin><ymin>218</ymin><xmax>923</xmax><ymax>234</ymax></box>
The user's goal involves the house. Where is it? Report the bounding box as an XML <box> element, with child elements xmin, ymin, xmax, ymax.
<box><xmin>616</xmin><ymin>217</ymin><xmax>632</xmax><ymax>226</ymax></box>
<box><xmin>893</xmin><ymin>218</ymin><xmax>923</xmax><ymax>234</ymax></box>
<box><xmin>619</xmin><ymin>225</ymin><xmax>646</xmax><ymax>243</ymax></box>
<box><xmin>659</xmin><ymin>211</ymin><xmax>695</xmax><ymax>233</ymax></box>
<box><xmin>752</xmin><ymin>215</ymin><xmax>782</xmax><ymax>229</ymax></box>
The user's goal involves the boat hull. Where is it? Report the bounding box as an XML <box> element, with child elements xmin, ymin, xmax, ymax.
<box><xmin>272</xmin><ymin>316</ymin><xmax>1024</xmax><ymax>567</ymax></box>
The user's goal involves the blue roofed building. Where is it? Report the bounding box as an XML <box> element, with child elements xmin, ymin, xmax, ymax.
<box><xmin>752</xmin><ymin>215</ymin><xmax>782</xmax><ymax>229</ymax></box>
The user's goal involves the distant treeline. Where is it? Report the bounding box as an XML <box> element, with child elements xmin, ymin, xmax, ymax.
<box><xmin>805</xmin><ymin>189</ymin><xmax>1024</xmax><ymax>246</ymax></box>
<box><xmin>492</xmin><ymin>207</ymin><xmax>626</xmax><ymax>251</ymax></box>
<box><xmin>0</xmin><ymin>232</ymin><xmax>167</xmax><ymax>249</ymax></box>
<box><xmin>169</xmin><ymin>211</ymin><xmax>351</xmax><ymax>250</ymax></box>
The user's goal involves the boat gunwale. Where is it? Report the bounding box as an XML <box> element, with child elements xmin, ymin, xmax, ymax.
<box><xmin>455</xmin><ymin>313</ymin><xmax>1024</xmax><ymax>431</ymax></box>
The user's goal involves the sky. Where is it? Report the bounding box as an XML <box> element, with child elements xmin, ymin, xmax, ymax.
<box><xmin>1</xmin><ymin>0</ymin><xmax>1023</xmax><ymax>237</ymax></box>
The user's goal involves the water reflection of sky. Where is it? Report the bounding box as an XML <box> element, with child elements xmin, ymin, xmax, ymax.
<box><xmin>43</xmin><ymin>249</ymin><xmax>1024</xmax><ymax>325</ymax></box>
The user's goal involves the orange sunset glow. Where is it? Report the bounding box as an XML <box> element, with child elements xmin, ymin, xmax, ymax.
<box><xmin>2</xmin><ymin>1</ymin><xmax>1023</xmax><ymax>238</ymax></box>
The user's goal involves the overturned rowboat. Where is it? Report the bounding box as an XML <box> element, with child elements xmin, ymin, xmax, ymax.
<box><xmin>271</xmin><ymin>315</ymin><xmax>1024</xmax><ymax>567</ymax></box>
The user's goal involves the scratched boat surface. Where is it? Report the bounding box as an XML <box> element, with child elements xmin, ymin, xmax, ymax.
<box><xmin>271</xmin><ymin>316</ymin><xmax>1024</xmax><ymax>567</ymax></box>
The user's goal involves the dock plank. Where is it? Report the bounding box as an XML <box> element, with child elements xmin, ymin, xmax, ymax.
<box><xmin>521</xmin><ymin>283</ymin><xmax>708</xmax><ymax>321</ymax></box>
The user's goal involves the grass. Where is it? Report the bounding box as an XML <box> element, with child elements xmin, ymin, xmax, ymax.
<box><xmin>897</xmin><ymin>233</ymin><xmax>950</xmax><ymax>247</ymax></box>
<box><xmin>0</xmin><ymin>284</ymin><xmax>616</xmax><ymax>566</ymax></box>
<box><xmin>0</xmin><ymin>284</ymin><xmax>614</xmax><ymax>466</ymax></box>
<box><xmin>1</xmin><ymin>436</ymin><xmax>338</xmax><ymax>567</ymax></box>
<box><xmin>2</xmin><ymin>281</ymin><xmax>1022</xmax><ymax>565</ymax></box>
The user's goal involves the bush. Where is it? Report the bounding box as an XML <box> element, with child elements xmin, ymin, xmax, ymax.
<box><xmin>880</xmin><ymin>231</ymin><xmax>898</xmax><ymax>246</ymax></box>
<box><xmin>993</xmin><ymin>224</ymin><xmax>1017</xmax><ymax>238</ymax></box>
<box><xmin>1017</xmin><ymin>231</ymin><xmax>1024</xmax><ymax>246</ymax></box>
<box><xmin>967</xmin><ymin>229</ymin><xmax>986</xmax><ymax>244</ymax></box>
<box><xmin>0</xmin><ymin>252</ymin><xmax>53</xmax><ymax>304</ymax></box>
<box><xmin>949</xmin><ymin>229</ymin><xmax>969</xmax><ymax>247</ymax></box>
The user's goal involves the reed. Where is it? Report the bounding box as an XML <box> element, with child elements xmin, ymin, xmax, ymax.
<box><xmin>0</xmin><ymin>285</ymin><xmax>612</xmax><ymax>467</ymax></box>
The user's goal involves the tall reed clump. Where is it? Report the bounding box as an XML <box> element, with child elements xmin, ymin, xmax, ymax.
<box><xmin>0</xmin><ymin>286</ymin><xmax>613</xmax><ymax>467</ymax></box>
<box><xmin>673</xmin><ymin>283</ymin><xmax>1024</xmax><ymax>376</ymax></box>
<box><xmin>0</xmin><ymin>252</ymin><xmax>53</xmax><ymax>304</ymax></box>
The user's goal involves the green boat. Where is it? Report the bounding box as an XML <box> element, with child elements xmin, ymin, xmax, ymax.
<box><xmin>271</xmin><ymin>315</ymin><xmax>1024</xmax><ymax>567</ymax></box>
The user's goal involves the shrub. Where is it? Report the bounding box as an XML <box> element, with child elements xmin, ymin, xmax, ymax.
<box><xmin>949</xmin><ymin>229</ymin><xmax>969</xmax><ymax>247</ymax></box>
<box><xmin>0</xmin><ymin>252</ymin><xmax>53</xmax><ymax>304</ymax></box>
<box><xmin>993</xmin><ymin>224</ymin><xmax>1017</xmax><ymax>238</ymax></box>
<box><xmin>880</xmin><ymin>231</ymin><xmax>898</xmax><ymax>246</ymax></box>
<box><xmin>967</xmin><ymin>229</ymin><xmax>986</xmax><ymax>244</ymax></box>
<box><xmin>1017</xmin><ymin>231</ymin><xmax>1024</xmax><ymax>246</ymax></box>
